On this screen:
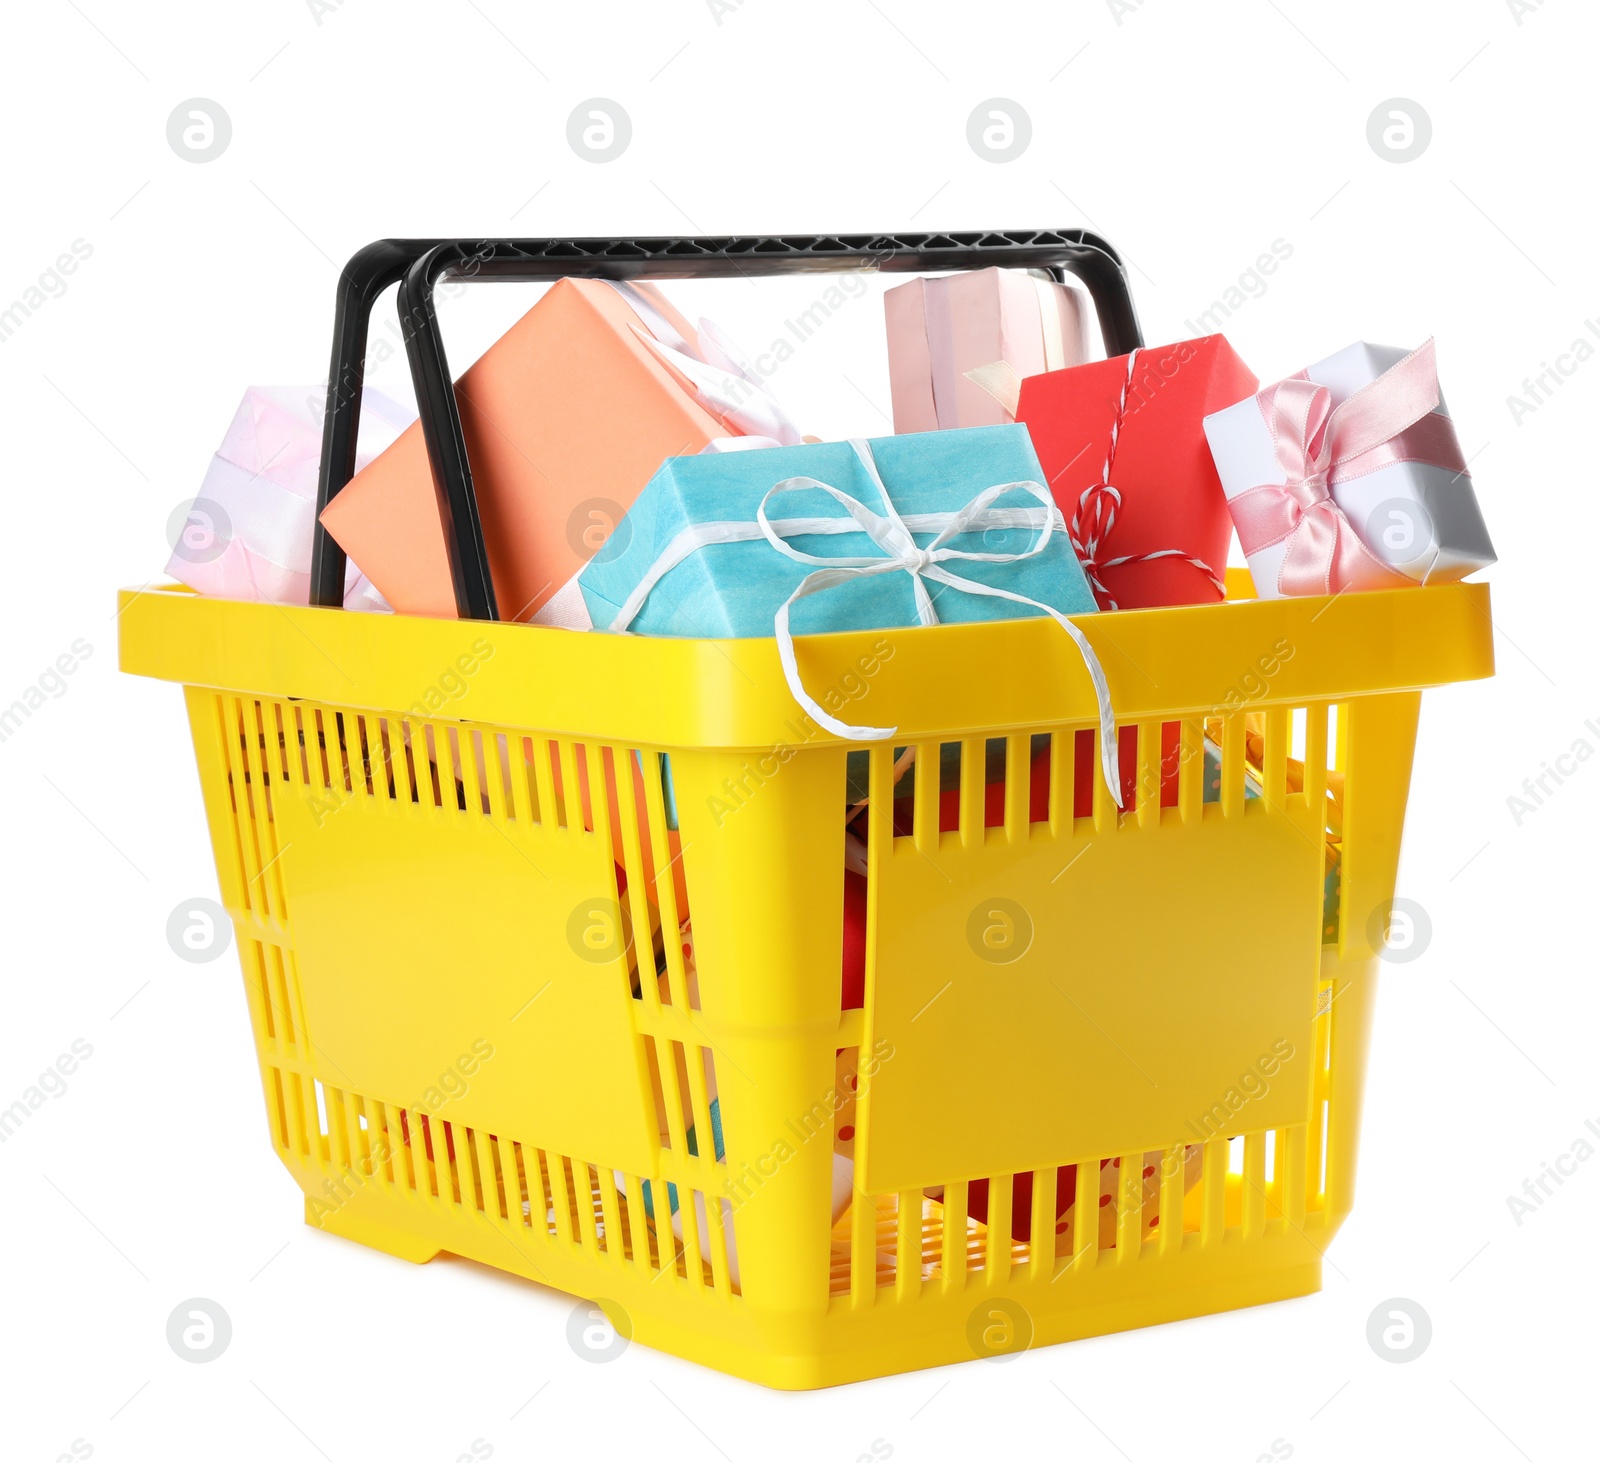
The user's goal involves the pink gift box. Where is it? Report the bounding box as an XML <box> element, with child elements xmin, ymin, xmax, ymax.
<box><xmin>166</xmin><ymin>385</ymin><xmax>412</xmax><ymax>610</ymax></box>
<box><xmin>884</xmin><ymin>266</ymin><xmax>1091</xmax><ymax>433</ymax></box>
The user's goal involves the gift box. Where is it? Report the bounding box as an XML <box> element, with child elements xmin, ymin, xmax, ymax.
<box><xmin>866</xmin><ymin>727</ymin><xmax>1257</xmax><ymax>839</ymax></box>
<box><xmin>581</xmin><ymin>425</ymin><xmax>1120</xmax><ymax>787</ymax></box>
<box><xmin>965</xmin><ymin>1145</ymin><xmax>1205</xmax><ymax>1251</ymax></box>
<box><xmin>319</xmin><ymin>278</ymin><xmax>794</xmax><ymax>622</ymax></box>
<box><xmin>578</xmin><ymin>425</ymin><xmax>1097</xmax><ymax>638</ymax></box>
<box><xmin>168</xmin><ymin>385</ymin><xmax>409</xmax><ymax>610</ymax></box>
<box><xmin>884</xmin><ymin>267</ymin><xmax>1092</xmax><ymax>433</ymax></box>
<box><xmin>1012</xmin><ymin>336</ymin><xmax>1259</xmax><ymax>609</ymax></box>
<box><xmin>618</xmin><ymin>949</ymin><xmax>855</xmax><ymax>1288</ymax></box>
<box><xmin>1203</xmin><ymin>339</ymin><xmax>1496</xmax><ymax>598</ymax></box>
<box><xmin>1321</xmin><ymin>844</ymin><xmax>1341</xmax><ymax>945</ymax></box>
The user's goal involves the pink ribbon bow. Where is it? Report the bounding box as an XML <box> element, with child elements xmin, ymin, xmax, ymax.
<box><xmin>1228</xmin><ymin>339</ymin><xmax>1468</xmax><ymax>597</ymax></box>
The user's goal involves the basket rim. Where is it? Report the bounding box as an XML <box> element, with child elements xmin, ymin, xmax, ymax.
<box><xmin>117</xmin><ymin>578</ymin><xmax>1495</xmax><ymax>751</ymax></box>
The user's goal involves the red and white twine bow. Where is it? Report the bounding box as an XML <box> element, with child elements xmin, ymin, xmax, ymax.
<box><xmin>1069</xmin><ymin>347</ymin><xmax>1227</xmax><ymax>611</ymax></box>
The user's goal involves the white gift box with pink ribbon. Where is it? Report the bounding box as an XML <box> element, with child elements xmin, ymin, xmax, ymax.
<box><xmin>1203</xmin><ymin>340</ymin><xmax>1496</xmax><ymax>598</ymax></box>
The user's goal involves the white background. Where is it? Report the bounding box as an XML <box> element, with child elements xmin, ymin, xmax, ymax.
<box><xmin>3</xmin><ymin>1</ymin><xmax>1596</xmax><ymax>1459</ymax></box>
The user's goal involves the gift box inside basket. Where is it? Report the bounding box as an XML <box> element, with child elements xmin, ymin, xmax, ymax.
<box><xmin>1205</xmin><ymin>339</ymin><xmax>1496</xmax><ymax>598</ymax></box>
<box><xmin>119</xmin><ymin>232</ymin><xmax>1496</xmax><ymax>1390</ymax></box>
<box><xmin>1011</xmin><ymin>334</ymin><xmax>1258</xmax><ymax>610</ymax></box>
<box><xmin>883</xmin><ymin>265</ymin><xmax>1091</xmax><ymax>432</ymax></box>
<box><xmin>317</xmin><ymin>275</ymin><xmax>794</xmax><ymax>623</ymax></box>
<box><xmin>577</xmin><ymin>424</ymin><xmax>1098</xmax><ymax>638</ymax></box>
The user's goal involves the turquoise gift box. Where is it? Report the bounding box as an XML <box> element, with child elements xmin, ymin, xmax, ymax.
<box><xmin>577</xmin><ymin>425</ymin><xmax>1099</xmax><ymax>638</ymax></box>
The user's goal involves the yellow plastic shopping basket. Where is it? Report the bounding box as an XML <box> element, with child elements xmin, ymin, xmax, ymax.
<box><xmin>121</xmin><ymin>233</ymin><xmax>1495</xmax><ymax>1389</ymax></box>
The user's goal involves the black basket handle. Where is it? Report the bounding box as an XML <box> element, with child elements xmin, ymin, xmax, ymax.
<box><xmin>309</xmin><ymin>238</ymin><xmax>446</xmax><ymax>610</ymax></box>
<box><xmin>311</xmin><ymin>231</ymin><xmax>1143</xmax><ymax>619</ymax></box>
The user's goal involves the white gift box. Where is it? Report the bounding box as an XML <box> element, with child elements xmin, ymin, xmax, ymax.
<box><xmin>1203</xmin><ymin>341</ymin><xmax>1496</xmax><ymax>598</ymax></box>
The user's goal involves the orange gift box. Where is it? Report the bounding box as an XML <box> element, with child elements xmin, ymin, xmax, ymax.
<box><xmin>319</xmin><ymin>278</ymin><xmax>733</xmax><ymax>621</ymax></box>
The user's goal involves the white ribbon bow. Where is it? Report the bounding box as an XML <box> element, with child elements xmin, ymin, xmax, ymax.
<box><xmin>606</xmin><ymin>279</ymin><xmax>805</xmax><ymax>446</ymax></box>
<box><xmin>604</xmin><ymin>438</ymin><xmax>1123</xmax><ymax>805</ymax></box>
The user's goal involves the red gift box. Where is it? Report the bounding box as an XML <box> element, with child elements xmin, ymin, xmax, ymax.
<box><xmin>871</xmin><ymin>729</ymin><xmax>1182</xmax><ymax>845</ymax></box>
<box><xmin>1016</xmin><ymin>335</ymin><xmax>1258</xmax><ymax>610</ymax></box>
